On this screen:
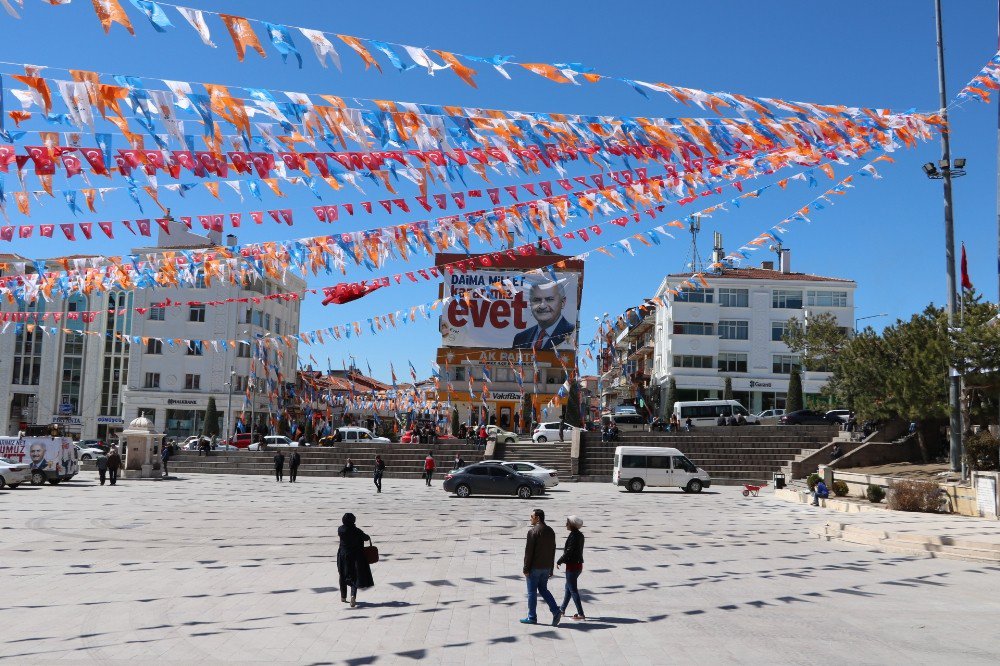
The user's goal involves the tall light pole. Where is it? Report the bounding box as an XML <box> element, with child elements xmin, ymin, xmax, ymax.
<box><xmin>932</xmin><ymin>0</ymin><xmax>964</xmax><ymax>473</ymax></box>
<box><xmin>224</xmin><ymin>368</ymin><xmax>235</xmax><ymax>444</ymax></box>
<box><xmin>854</xmin><ymin>313</ymin><xmax>888</xmax><ymax>334</ymax></box>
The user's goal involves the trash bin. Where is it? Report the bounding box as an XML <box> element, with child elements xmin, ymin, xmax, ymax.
<box><xmin>773</xmin><ymin>472</ymin><xmax>786</xmax><ymax>490</ymax></box>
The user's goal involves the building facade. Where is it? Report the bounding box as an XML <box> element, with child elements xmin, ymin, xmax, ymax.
<box><xmin>599</xmin><ymin>306</ymin><xmax>655</xmax><ymax>416</ymax></box>
<box><xmin>121</xmin><ymin>223</ymin><xmax>305</xmax><ymax>439</ymax></box>
<box><xmin>651</xmin><ymin>259</ymin><xmax>856</xmax><ymax>415</ymax></box>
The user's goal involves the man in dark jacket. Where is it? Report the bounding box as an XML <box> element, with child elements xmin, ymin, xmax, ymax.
<box><xmin>273</xmin><ymin>451</ymin><xmax>285</xmax><ymax>482</ymax></box>
<box><xmin>96</xmin><ymin>450</ymin><xmax>109</xmax><ymax>486</ymax></box>
<box><xmin>107</xmin><ymin>447</ymin><xmax>122</xmax><ymax>486</ymax></box>
<box><xmin>289</xmin><ymin>451</ymin><xmax>301</xmax><ymax>483</ymax></box>
<box><xmin>161</xmin><ymin>444</ymin><xmax>172</xmax><ymax>478</ymax></box>
<box><xmin>520</xmin><ymin>508</ymin><xmax>561</xmax><ymax>626</ymax></box>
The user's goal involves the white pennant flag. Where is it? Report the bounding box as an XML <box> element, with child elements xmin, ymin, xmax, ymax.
<box><xmin>1</xmin><ymin>0</ymin><xmax>23</xmax><ymax>19</ymax></box>
<box><xmin>402</xmin><ymin>46</ymin><xmax>450</xmax><ymax>76</ymax></box>
<box><xmin>299</xmin><ymin>28</ymin><xmax>341</xmax><ymax>70</ymax></box>
<box><xmin>177</xmin><ymin>7</ymin><xmax>216</xmax><ymax>48</ymax></box>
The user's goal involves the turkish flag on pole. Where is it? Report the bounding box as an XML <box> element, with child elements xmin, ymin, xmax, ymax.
<box><xmin>961</xmin><ymin>242</ymin><xmax>974</xmax><ymax>290</ymax></box>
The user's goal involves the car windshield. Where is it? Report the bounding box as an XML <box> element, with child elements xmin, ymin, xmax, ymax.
<box><xmin>0</xmin><ymin>457</ymin><xmax>11</xmax><ymax>464</ymax></box>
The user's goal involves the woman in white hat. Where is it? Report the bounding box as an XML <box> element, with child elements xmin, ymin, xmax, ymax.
<box><xmin>556</xmin><ymin>515</ymin><xmax>586</xmax><ymax>620</ymax></box>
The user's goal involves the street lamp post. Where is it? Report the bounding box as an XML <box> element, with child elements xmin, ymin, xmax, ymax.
<box><xmin>854</xmin><ymin>313</ymin><xmax>888</xmax><ymax>334</ymax></box>
<box><xmin>224</xmin><ymin>368</ymin><xmax>235</xmax><ymax>444</ymax></box>
<box><xmin>929</xmin><ymin>0</ymin><xmax>967</xmax><ymax>474</ymax></box>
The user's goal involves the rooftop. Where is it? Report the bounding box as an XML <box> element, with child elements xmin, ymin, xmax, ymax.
<box><xmin>669</xmin><ymin>266</ymin><xmax>854</xmax><ymax>284</ymax></box>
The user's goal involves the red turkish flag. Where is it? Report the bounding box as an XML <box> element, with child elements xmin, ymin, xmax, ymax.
<box><xmin>26</xmin><ymin>146</ymin><xmax>56</xmax><ymax>175</ymax></box>
<box><xmin>40</xmin><ymin>224</ymin><xmax>54</xmax><ymax>237</ymax></box>
<box><xmin>279</xmin><ymin>210</ymin><xmax>293</xmax><ymax>225</ymax></box>
<box><xmin>198</xmin><ymin>215</ymin><xmax>212</xmax><ymax>230</ymax></box>
<box><xmin>321</xmin><ymin>280</ymin><xmax>386</xmax><ymax>306</ymax></box>
<box><xmin>228</xmin><ymin>152</ymin><xmax>251</xmax><ymax>174</ymax></box>
<box><xmin>155</xmin><ymin>218</ymin><xmax>171</xmax><ymax>234</ymax></box>
<box><xmin>18</xmin><ymin>226</ymin><xmax>33</xmax><ymax>238</ymax></box>
<box><xmin>961</xmin><ymin>242</ymin><xmax>974</xmax><ymax>290</ymax></box>
<box><xmin>62</xmin><ymin>153</ymin><xmax>83</xmax><ymax>179</ymax></box>
<box><xmin>98</xmin><ymin>221</ymin><xmax>115</xmax><ymax>238</ymax></box>
<box><xmin>433</xmin><ymin>194</ymin><xmax>447</xmax><ymax>209</ymax></box>
<box><xmin>250</xmin><ymin>211</ymin><xmax>263</xmax><ymax>224</ymax></box>
<box><xmin>79</xmin><ymin>223</ymin><xmax>93</xmax><ymax>239</ymax></box>
<box><xmin>229</xmin><ymin>213</ymin><xmax>241</xmax><ymax>228</ymax></box>
<box><xmin>136</xmin><ymin>219</ymin><xmax>152</xmax><ymax>237</ymax></box>
<box><xmin>0</xmin><ymin>226</ymin><xmax>13</xmax><ymax>242</ymax></box>
<box><xmin>0</xmin><ymin>146</ymin><xmax>15</xmax><ymax>172</ymax></box>
<box><xmin>59</xmin><ymin>223</ymin><xmax>76</xmax><ymax>241</ymax></box>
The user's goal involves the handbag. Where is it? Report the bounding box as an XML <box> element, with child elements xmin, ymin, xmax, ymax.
<box><xmin>363</xmin><ymin>539</ymin><xmax>379</xmax><ymax>565</ymax></box>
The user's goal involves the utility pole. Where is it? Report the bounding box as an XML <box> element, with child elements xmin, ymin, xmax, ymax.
<box><xmin>934</xmin><ymin>0</ymin><xmax>964</xmax><ymax>473</ymax></box>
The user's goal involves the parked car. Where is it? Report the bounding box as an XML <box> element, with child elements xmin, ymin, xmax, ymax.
<box><xmin>337</xmin><ymin>427</ymin><xmax>391</xmax><ymax>444</ymax></box>
<box><xmin>248</xmin><ymin>436</ymin><xmax>298</xmax><ymax>450</ymax></box>
<box><xmin>779</xmin><ymin>410</ymin><xmax>841</xmax><ymax>425</ymax></box>
<box><xmin>75</xmin><ymin>444</ymin><xmax>105</xmax><ymax>461</ymax></box>
<box><xmin>443</xmin><ymin>463</ymin><xmax>546</xmax><ymax>498</ymax></box>
<box><xmin>825</xmin><ymin>409</ymin><xmax>852</xmax><ymax>423</ymax></box>
<box><xmin>504</xmin><ymin>461</ymin><xmax>560</xmax><ymax>488</ymax></box>
<box><xmin>229</xmin><ymin>433</ymin><xmax>254</xmax><ymax>448</ymax></box>
<box><xmin>0</xmin><ymin>456</ymin><xmax>28</xmax><ymax>489</ymax></box>
<box><xmin>532</xmin><ymin>422</ymin><xmax>581</xmax><ymax>443</ymax></box>
<box><xmin>79</xmin><ymin>439</ymin><xmax>109</xmax><ymax>453</ymax></box>
<box><xmin>756</xmin><ymin>409</ymin><xmax>786</xmax><ymax>425</ymax></box>
<box><xmin>486</xmin><ymin>425</ymin><xmax>518</xmax><ymax>444</ymax></box>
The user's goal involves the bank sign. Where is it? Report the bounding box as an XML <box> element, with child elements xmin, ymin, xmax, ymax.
<box><xmin>440</xmin><ymin>271</ymin><xmax>579</xmax><ymax>351</ymax></box>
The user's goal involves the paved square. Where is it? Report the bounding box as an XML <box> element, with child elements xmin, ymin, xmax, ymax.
<box><xmin>2</xmin><ymin>472</ymin><xmax>1000</xmax><ymax>664</ymax></box>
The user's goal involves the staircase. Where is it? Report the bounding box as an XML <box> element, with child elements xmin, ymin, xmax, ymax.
<box><xmin>579</xmin><ymin>425</ymin><xmax>839</xmax><ymax>486</ymax></box>
<box><xmin>167</xmin><ymin>441</ymin><xmax>487</xmax><ymax>480</ymax></box>
<box><xmin>497</xmin><ymin>441</ymin><xmax>572</xmax><ymax>477</ymax></box>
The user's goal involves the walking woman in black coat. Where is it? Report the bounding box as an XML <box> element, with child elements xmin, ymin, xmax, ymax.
<box><xmin>337</xmin><ymin>513</ymin><xmax>374</xmax><ymax>607</ymax></box>
<box><xmin>556</xmin><ymin>515</ymin><xmax>586</xmax><ymax>620</ymax></box>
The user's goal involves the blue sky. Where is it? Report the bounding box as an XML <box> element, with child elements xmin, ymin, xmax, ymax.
<box><xmin>1</xmin><ymin>0</ymin><xmax>998</xmax><ymax>382</ymax></box>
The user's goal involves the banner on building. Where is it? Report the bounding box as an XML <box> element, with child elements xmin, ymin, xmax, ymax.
<box><xmin>440</xmin><ymin>270</ymin><xmax>579</xmax><ymax>350</ymax></box>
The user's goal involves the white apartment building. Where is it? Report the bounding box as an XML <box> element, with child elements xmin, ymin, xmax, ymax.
<box><xmin>122</xmin><ymin>223</ymin><xmax>305</xmax><ymax>439</ymax></box>
<box><xmin>651</xmin><ymin>254</ymin><xmax>856</xmax><ymax>415</ymax></box>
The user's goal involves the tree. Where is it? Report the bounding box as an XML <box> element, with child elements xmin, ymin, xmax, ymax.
<box><xmin>522</xmin><ymin>392</ymin><xmax>534</xmax><ymax>432</ymax></box>
<box><xmin>451</xmin><ymin>407</ymin><xmax>460</xmax><ymax>436</ymax></box>
<box><xmin>949</xmin><ymin>292</ymin><xmax>1000</xmax><ymax>432</ymax></box>
<box><xmin>564</xmin><ymin>380</ymin><xmax>582</xmax><ymax>428</ymax></box>
<box><xmin>783</xmin><ymin>312</ymin><xmax>850</xmax><ymax>373</ymax></box>
<box><xmin>202</xmin><ymin>397</ymin><xmax>220</xmax><ymax>437</ymax></box>
<box><xmin>722</xmin><ymin>376</ymin><xmax>733</xmax><ymax>400</ymax></box>
<box><xmin>663</xmin><ymin>377</ymin><xmax>677</xmax><ymax>419</ymax></box>
<box><xmin>786</xmin><ymin>367</ymin><xmax>803</xmax><ymax>413</ymax></box>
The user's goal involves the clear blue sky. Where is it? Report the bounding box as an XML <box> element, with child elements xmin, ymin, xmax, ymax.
<box><xmin>1</xmin><ymin>0</ymin><xmax>997</xmax><ymax>382</ymax></box>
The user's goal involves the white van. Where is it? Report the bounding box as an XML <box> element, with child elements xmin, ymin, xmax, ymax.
<box><xmin>673</xmin><ymin>400</ymin><xmax>759</xmax><ymax>427</ymax></box>
<box><xmin>612</xmin><ymin>446</ymin><xmax>711</xmax><ymax>493</ymax></box>
<box><xmin>600</xmin><ymin>412</ymin><xmax>647</xmax><ymax>432</ymax></box>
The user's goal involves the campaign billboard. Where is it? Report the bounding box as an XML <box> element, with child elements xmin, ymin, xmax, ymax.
<box><xmin>440</xmin><ymin>271</ymin><xmax>579</xmax><ymax>350</ymax></box>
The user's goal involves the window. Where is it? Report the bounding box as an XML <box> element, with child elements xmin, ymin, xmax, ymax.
<box><xmin>232</xmin><ymin>375</ymin><xmax>248</xmax><ymax>392</ymax></box>
<box><xmin>647</xmin><ymin>455</ymin><xmax>671</xmax><ymax>469</ymax></box>
<box><xmin>184</xmin><ymin>374</ymin><xmax>201</xmax><ymax>390</ymax></box>
<box><xmin>771</xmin><ymin>321</ymin><xmax>789</xmax><ymax>342</ymax></box>
<box><xmin>146</xmin><ymin>339</ymin><xmax>163</xmax><ymax>355</ymax></box>
<box><xmin>186</xmin><ymin>342</ymin><xmax>203</xmax><ymax>356</ymax></box>
<box><xmin>772</xmin><ymin>290</ymin><xmax>803</xmax><ymax>309</ymax></box>
<box><xmin>718</xmin><ymin>352</ymin><xmax>748</xmax><ymax>373</ymax></box>
<box><xmin>718</xmin><ymin>288</ymin><xmax>748</xmax><ymax>308</ymax></box>
<box><xmin>144</xmin><ymin>372</ymin><xmax>160</xmax><ymax>389</ymax></box>
<box><xmin>264</xmin><ymin>313</ymin><xmax>271</xmax><ymax>331</ymax></box>
<box><xmin>274</xmin><ymin>317</ymin><xmax>282</xmax><ymax>336</ymax></box>
<box><xmin>454</xmin><ymin>366</ymin><xmax>466</xmax><ymax>381</ymax></box>
<box><xmin>189</xmin><ymin>305</ymin><xmax>206</xmax><ymax>322</ymax></box>
<box><xmin>807</xmin><ymin>290</ymin><xmax>848</xmax><ymax>307</ymax></box>
<box><xmin>488</xmin><ymin>466</ymin><xmax>509</xmax><ymax>478</ymax></box>
<box><xmin>148</xmin><ymin>306</ymin><xmax>166</xmax><ymax>321</ymax></box>
<box><xmin>772</xmin><ymin>354</ymin><xmax>801</xmax><ymax>374</ymax></box>
<box><xmin>466</xmin><ymin>466</ymin><xmax>490</xmax><ymax>476</ymax></box>
<box><xmin>718</xmin><ymin>320</ymin><xmax>749</xmax><ymax>340</ymax></box>
<box><xmin>237</xmin><ymin>343</ymin><xmax>251</xmax><ymax>358</ymax></box>
<box><xmin>621</xmin><ymin>455</ymin><xmax>647</xmax><ymax>468</ymax></box>
<box><xmin>673</xmin><ymin>288</ymin><xmax>714</xmax><ymax>303</ymax></box>
<box><xmin>672</xmin><ymin>456</ymin><xmax>697</xmax><ymax>473</ymax></box>
<box><xmin>673</xmin><ymin>355</ymin><xmax>715</xmax><ymax>369</ymax></box>
<box><xmin>673</xmin><ymin>322</ymin><xmax>714</xmax><ymax>336</ymax></box>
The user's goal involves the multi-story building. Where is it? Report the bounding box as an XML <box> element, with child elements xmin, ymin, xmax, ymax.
<box><xmin>651</xmin><ymin>251</ymin><xmax>855</xmax><ymax>415</ymax></box>
<box><xmin>121</xmin><ymin>223</ymin><xmax>305</xmax><ymax>439</ymax></box>
<box><xmin>599</xmin><ymin>306</ymin><xmax>656</xmax><ymax>415</ymax></box>
<box><xmin>0</xmin><ymin>254</ymin><xmax>133</xmax><ymax>440</ymax></box>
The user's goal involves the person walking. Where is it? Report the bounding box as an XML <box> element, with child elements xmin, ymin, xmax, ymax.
<box><xmin>373</xmin><ymin>455</ymin><xmax>385</xmax><ymax>493</ymax></box>
<box><xmin>557</xmin><ymin>515</ymin><xmax>586</xmax><ymax>620</ymax></box>
<box><xmin>337</xmin><ymin>513</ymin><xmax>375</xmax><ymax>608</ymax></box>
<box><xmin>107</xmin><ymin>446</ymin><xmax>122</xmax><ymax>486</ymax></box>
<box><xmin>289</xmin><ymin>450</ymin><xmax>301</xmax><ymax>483</ymax></box>
<box><xmin>273</xmin><ymin>451</ymin><xmax>285</xmax><ymax>482</ymax></box>
<box><xmin>160</xmin><ymin>443</ymin><xmax>172</xmax><ymax>478</ymax></box>
<box><xmin>423</xmin><ymin>451</ymin><xmax>435</xmax><ymax>486</ymax></box>
<box><xmin>520</xmin><ymin>508</ymin><xmax>561</xmax><ymax>626</ymax></box>
<box><xmin>96</xmin><ymin>449</ymin><xmax>109</xmax><ymax>486</ymax></box>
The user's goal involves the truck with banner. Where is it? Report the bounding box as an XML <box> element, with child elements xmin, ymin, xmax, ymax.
<box><xmin>0</xmin><ymin>431</ymin><xmax>79</xmax><ymax>485</ymax></box>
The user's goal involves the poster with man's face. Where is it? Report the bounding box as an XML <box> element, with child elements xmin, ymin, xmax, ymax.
<box><xmin>440</xmin><ymin>271</ymin><xmax>579</xmax><ymax>350</ymax></box>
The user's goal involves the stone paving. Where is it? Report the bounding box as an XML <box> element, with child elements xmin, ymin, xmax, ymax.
<box><xmin>2</xmin><ymin>472</ymin><xmax>1000</xmax><ymax>664</ymax></box>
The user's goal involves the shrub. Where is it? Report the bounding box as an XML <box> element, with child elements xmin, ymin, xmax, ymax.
<box><xmin>866</xmin><ymin>484</ymin><xmax>885</xmax><ymax>503</ymax></box>
<box><xmin>887</xmin><ymin>479</ymin><xmax>945</xmax><ymax>513</ymax></box>
<box><xmin>806</xmin><ymin>473</ymin><xmax>821</xmax><ymax>490</ymax></box>
<box><xmin>963</xmin><ymin>431</ymin><xmax>999</xmax><ymax>472</ymax></box>
<box><xmin>832</xmin><ymin>480</ymin><xmax>850</xmax><ymax>497</ymax></box>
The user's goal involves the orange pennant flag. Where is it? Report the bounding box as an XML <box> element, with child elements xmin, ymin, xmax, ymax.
<box><xmin>204</xmin><ymin>182</ymin><xmax>220</xmax><ymax>199</ymax></box>
<box><xmin>338</xmin><ymin>35</ymin><xmax>382</xmax><ymax>72</ymax></box>
<box><xmin>90</xmin><ymin>0</ymin><xmax>135</xmax><ymax>35</ymax></box>
<box><xmin>435</xmin><ymin>51</ymin><xmax>477</xmax><ymax>88</ymax></box>
<box><xmin>519</xmin><ymin>63</ymin><xmax>572</xmax><ymax>84</ymax></box>
<box><xmin>262</xmin><ymin>178</ymin><xmax>286</xmax><ymax>197</ymax></box>
<box><xmin>14</xmin><ymin>192</ymin><xmax>29</xmax><ymax>216</ymax></box>
<box><xmin>219</xmin><ymin>14</ymin><xmax>267</xmax><ymax>61</ymax></box>
<box><xmin>11</xmin><ymin>75</ymin><xmax>53</xmax><ymax>114</ymax></box>
<box><xmin>819</xmin><ymin>164</ymin><xmax>835</xmax><ymax>179</ymax></box>
<box><xmin>83</xmin><ymin>189</ymin><xmax>97</xmax><ymax>213</ymax></box>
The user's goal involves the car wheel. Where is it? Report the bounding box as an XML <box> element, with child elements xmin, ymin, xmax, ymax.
<box><xmin>30</xmin><ymin>471</ymin><xmax>46</xmax><ymax>486</ymax></box>
<box><xmin>505</xmin><ymin>438</ymin><xmax>515</xmax><ymax>444</ymax></box>
<box><xmin>455</xmin><ymin>484</ymin><xmax>471</xmax><ymax>498</ymax></box>
<box><xmin>48</xmin><ymin>478</ymin><xmax>62</xmax><ymax>485</ymax></box>
<box><xmin>0</xmin><ymin>476</ymin><xmax>5</xmax><ymax>489</ymax></box>
<box><xmin>517</xmin><ymin>485</ymin><xmax>533</xmax><ymax>499</ymax></box>
<box><xmin>536</xmin><ymin>436</ymin><xmax>547</xmax><ymax>443</ymax></box>
<box><xmin>82</xmin><ymin>454</ymin><xmax>92</xmax><ymax>461</ymax></box>
<box><xmin>628</xmin><ymin>478</ymin><xmax>644</xmax><ymax>493</ymax></box>
<box><xmin>7</xmin><ymin>484</ymin><xmax>18</xmax><ymax>489</ymax></box>
<box><xmin>687</xmin><ymin>479</ymin><xmax>703</xmax><ymax>493</ymax></box>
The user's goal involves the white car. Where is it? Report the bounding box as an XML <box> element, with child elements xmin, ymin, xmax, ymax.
<box><xmin>75</xmin><ymin>445</ymin><xmax>104</xmax><ymax>461</ymax></box>
<box><xmin>248</xmin><ymin>436</ymin><xmax>297</xmax><ymax>450</ymax></box>
<box><xmin>504</xmin><ymin>461</ymin><xmax>560</xmax><ymax>488</ymax></box>
<box><xmin>756</xmin><ymin>409</ymin><xmax>786</xmax><ymax>424</ymax></box>
<box><xmin>336</xmin><ymin>427</ymin><xmax>391</xmax><ymax>444</ymax></box>
<box><xmin>486</xmin><ymin>425</ymin><xmax>518</xmax><ymax>444</ymax></box>
<box><xmin>0</xmin><ymin>456</ymin><xmax>28</xmax><ymax>489</ymax></box>
<box><xmin>532</xmin><ymin>422</ymin><xmax>580</xmax><ymax>443</ymax></box>
<box><xmin>211</xmin><ymin>443</ymin><xmax>240</xmax><ymax>451</ymax></box>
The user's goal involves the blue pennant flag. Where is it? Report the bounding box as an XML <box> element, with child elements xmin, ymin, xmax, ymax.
<box><xmin>264</xmin><ymin>23</ymin><xmax>303</xmax><ymax>68</ymax></box>
<box><xmin>128</xmin><ymin>0</ymin><xmax>172</xmax><ymax>32</ymax></box>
